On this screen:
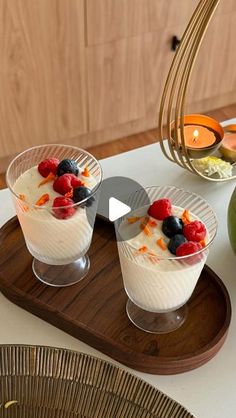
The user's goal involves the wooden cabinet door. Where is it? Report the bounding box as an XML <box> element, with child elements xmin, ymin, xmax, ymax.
<box><xmin>87</xmin><ymin>37</ymin><xmax>147</xmax><ymax>131</ymax></box>
<box><xmin>86</xmin><ymin>0</ymin><xmax>199</xmax><ymax>46</ymax></box>
<box><xmin>87</xmin><ymin>24</ymin><xmax>186</xmax><ymax>132</ymax></box>
<box><xmin>187</xmin><ymin>10</ymin><xmax>236</xmax><ymax>105</ymax></box>
<box><xmin>0</xmin><ymin>0</ymin><xmax>87</xmax><ymax>158</ymax></box>
<box><xmin>87</xmin><ymin>3</ymin><xmax>236</xmax><ymax>133</ymax></box>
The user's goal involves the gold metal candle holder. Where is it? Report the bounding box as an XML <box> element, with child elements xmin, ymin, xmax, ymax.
<box><xmin>158</xmin><ymin>0</ymin><xmax>236</xmax><ymax>182</ymax></box>
<box><xmin>170</xmin><ymin>114</ymin><xmax>224</xmax><ymax>159</ymax></box>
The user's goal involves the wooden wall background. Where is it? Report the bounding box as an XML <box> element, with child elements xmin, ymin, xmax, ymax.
<box><xmin>0</xmin><ymin>0</ymin><xmax>236</xmax><ymax>172</ymax></box>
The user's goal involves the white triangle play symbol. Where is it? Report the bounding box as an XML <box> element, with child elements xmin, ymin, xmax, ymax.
<box><xmin>108</xmin><ymin>197</ymin><xmax>131</xmax><ymax>222</ymax></box>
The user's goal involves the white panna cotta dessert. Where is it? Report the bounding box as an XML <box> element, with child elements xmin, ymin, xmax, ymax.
<box><xmin>13</xmin><ymin>158</ymin><xmax>97</xmax><ymax>265</ymax></box>
<box><xmin>117</xmin><ymin>198</ymin><xmax>208</xmax><ymax>312</ymax></box>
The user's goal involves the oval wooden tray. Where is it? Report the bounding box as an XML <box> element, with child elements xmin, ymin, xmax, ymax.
<box><xmin>0</xmin><ymin>217</ymin><xmax>231</xmax><ymax>375</ymax></box>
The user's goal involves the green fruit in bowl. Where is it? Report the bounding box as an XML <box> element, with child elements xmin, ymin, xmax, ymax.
<box><xmin>228</xmin><ymin>187</ymin><xmax>236</xmax><ymax>254</ymax></box>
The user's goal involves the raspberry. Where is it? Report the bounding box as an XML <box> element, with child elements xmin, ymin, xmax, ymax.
<box><xmin>183</xmin><ymin>220</ymin><xmax>206</xmax><ymax>242</ymax></box>
<box><xmin>176</xmin><ymin>241</ymin><xmax>201</xmax><ymax>257</ymax></box>
<box><xmin>38</xmin><ymin>158</ymin><xmax>59</xmax><ymax>178</ymax></box>
<box><xmin>148</xmin><ymin>198</ymin><xmax>172</xmax><ymax>220</ymax></box>
<box><xmin>53</xmin><ymin>174</ymin><xmax>84</xmax><ymax>195</ymax></box>
<box><xmin>52</xmin><ymin>197</ymin><xmax>76</xmax><ymax>219</ymax></box>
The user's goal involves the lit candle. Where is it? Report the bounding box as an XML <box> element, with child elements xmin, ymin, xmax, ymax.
<box><xmin>181</xmin><ymin>125</ymin><xmax>216</xmax><ymax>148</ymax></box>
<box><xmin>171</xmin><ymin>114</ymin><xmax>224</xmax><ymax>159</ymax></box>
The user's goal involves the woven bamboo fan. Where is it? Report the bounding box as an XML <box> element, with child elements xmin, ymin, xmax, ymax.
<box><xmin>159</xmin><ymin>0</ymin><xmax>236</xmax><ymax>182</ymax></box>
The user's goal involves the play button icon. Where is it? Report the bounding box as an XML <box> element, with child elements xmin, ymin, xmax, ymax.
<box><xmin>96</xmin><ymin>176</ymin><xmax>151</xmax><ymax>241</ymax></box>
<box><xmin>108</xmin><ymin>197</ymin><xmax>131</xmax><ymax>222</ymax></box>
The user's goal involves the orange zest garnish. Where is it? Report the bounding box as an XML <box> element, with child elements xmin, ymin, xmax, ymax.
<box><xmin>140</xmin><ymin>222</ymin><xmax>152</xmax><ymax>237</ymax></box>
<box><xmin>127</xmin><ymin>216</ymin><xmax>141</xmax><ymax>224</ymax></box>
<box><xmin>81</xmin><ymin>166</ymin><xmax>90</xmax><ymax>177</ymax></box>
<box><xmin>147</xmin><ymin>218</ymin><xmax>157</xmax><ymax>227</ymax></box>
<box><xmin>18</xmin><ymin>194</ymin><xmax>29</xmax><ymax>211</ymax></box>
<box><xmin>65</xmin><ymin>189</ymin><xmax>73</xmax><ymax>198</ymax></box>
<box><xmin>181</xmin><ymin>209</ymin><xmax>191</xmax><ymax>225</ymax></box>
<box><xmin>199</xmin><ymin>239</ymin><xmax>206</xmax><ymax>248</ymax></box>
<box><xmin>35</xmin><ymin>193</ymin><xmax>50</xmax><ymax>206</ymax></box>
<box><xmin>19</xmin><ymin>194</ymin><xmax>26</xmax><ymax>201</ymax></box>
<box><xmin>156</xmin><ymin>237</ymin><xmax>167</xmax><ymax>251</ymax></box>
<box><xmin>38</xmin><ymin>172</ymin><xmax>56</xmax><ymax>187</ymax></box>
<box><xmin>138</xmin><ymin>246</ymin><xmax>148</xmax><ymax>253</ymax></box>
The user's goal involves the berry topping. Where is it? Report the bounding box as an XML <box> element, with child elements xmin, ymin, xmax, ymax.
<box><xmin>52</xmin><ymin>197</ymin><xmax>76</xmax><ymax>219</ymax></box>
<box><xmin>38</xmin><ymin>158</ymin><xmax>59</xmax><ymax>178</ymax></box>
<box><xmin>162</xmin><ymin>216</ymin><xmax>183</xmax><ymax>238</ymax></box>
<box><xmin>148</xmin><ymin>198</ymin><xmax>172</xmax><ymax>220</ymax></box>
<box><xmin>72</xmin><ymin>186</ymin><xmax>94</xmax><ymax>207</ymax></box>
<box><xmin>57</xmin><ymin>159</ymin><xmax>79</xmax><ymax>177</ymax></box>
<box><xmin>183</xmin><ymin>220</ymin><xmax>206</xmax><ymax>242</ymax></box>
<box><xmin>176</xmin><ymin>241</ymin><xmax>201</xmax><ymax>257</ymax></box>
<box><xmin>168</xmin><ymin>234</ymin><xmax>187</xmax><ymax>255</ymax></box>
<box><xmin>53</xmin><ymin>174</ymin><xmax>84</xmax><ymax>195</ymax></box>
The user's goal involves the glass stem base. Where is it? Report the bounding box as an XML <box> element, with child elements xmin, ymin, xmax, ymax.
<box><xmin>126</xmin><ymin>298</ymin><xmax>188</xmax><ymax>334</ymax></box>
<box><xmin>32</xmin><ymin>255</ymin><xmax>90</xmax><ymax>287</ymax></box>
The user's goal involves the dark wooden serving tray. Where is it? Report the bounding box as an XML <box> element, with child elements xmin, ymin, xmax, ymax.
<box><xmin>0</xmin><ymin>217</ymin><xmax>231</xmax><ymax>375</ymax></box>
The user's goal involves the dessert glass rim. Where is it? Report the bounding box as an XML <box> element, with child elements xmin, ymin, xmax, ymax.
<box><xmin>6</xmin><ymin>143</ymin><xmax>103</xmax><ymax>210</ymax></box>
<box><xmin>116</xmin><ymin>185</ymin><xmax>218</xmax><ymax>261</ymax></box>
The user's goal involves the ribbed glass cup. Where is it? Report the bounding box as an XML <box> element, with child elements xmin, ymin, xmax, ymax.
<box><xmin>115</xmin><ymin>185</ymin><xmax>217</xmax><ymax>333</ymax></box>
<box><xmin>6</xmin><ymin>144</ymin><xmax>102</xmax><ymax>287</ymax></box>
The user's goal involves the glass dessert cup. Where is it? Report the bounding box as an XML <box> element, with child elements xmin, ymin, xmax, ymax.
<box><xmin>115</xmin><ymin>185</ymin><xmax>217</xmax><ymax>334</ymax></box>
<box><xmin>6</xmin><ymin>144</ymin><xmax>102</xmax><ymax>287</ymax></box>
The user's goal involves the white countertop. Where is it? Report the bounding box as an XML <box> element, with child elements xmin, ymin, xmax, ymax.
<box><xmin>1</xmin><ymin>121</ymin><xmax>236</xmax><ymax>418</ymax></box>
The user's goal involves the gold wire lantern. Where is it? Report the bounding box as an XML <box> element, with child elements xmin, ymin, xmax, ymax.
<box><xmin>158</xmin><ymin>0</ymin><xmax>236</xmax><ymax>182</ymax></box>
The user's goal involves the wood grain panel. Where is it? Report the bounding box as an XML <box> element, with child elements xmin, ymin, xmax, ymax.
<box><xmin>0</xmin><ymin>0</ymin><xmax>87</xmax><ymax>158</ymax></box>
<box><xmin>86</xmin><ymin>0</ymin><xmax>199</xmax><ymax>46</ymax></box>
<box><xmin>86</xmin><ymin>0</ymin><xmax>236</xmax><ymax>47</ymax></box>
<box><xmin>139</xmin><ymin>14</ymin><xmax>236</xmax><ymax>124</ymax></box>
<box><xmin>87</xmin><ymin>36</ymin><xmax>146</xmax><ymax>131</ymax></box>
<box><xmin>87</xmin><ymin>9</ymin><xmax>236</xmax><ymax>135</ymax></box>
<box><xmin>187</xmin><ymin>11</ymin><xmax>236</xmax><ymax>104</ymax></box>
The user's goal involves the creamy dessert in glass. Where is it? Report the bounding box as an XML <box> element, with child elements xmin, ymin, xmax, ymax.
<box><xmin>115</xmin><ymin>185</ymin><xmax>217</xmax><ymax>333</ymax></box>
<box><xmin>6</xmin><ymin>144</ymin><xmax>102</xmax><ymax>287</ymax></box>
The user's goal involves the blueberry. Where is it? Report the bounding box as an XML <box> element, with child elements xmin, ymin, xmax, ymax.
<box><xmin>57</xmin><ymin>159</ymin><xmax>79</xmax><ymax>177</ymax></box>
<box><xmin>168</xmin><ymin>234</ymin><xmax>187</xmax><ymax>255</ymax></box>
<box><xmin>73</xmin><ymin>186</ymin><xmax>94</xmax><ymax>207</ymax></box>
<box><xmin>162</xmin><ymin>216</ymin><xmax>183</xmax><ymax>238</ymax></box>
